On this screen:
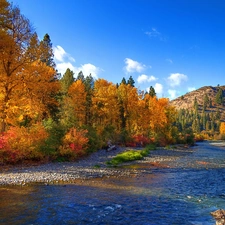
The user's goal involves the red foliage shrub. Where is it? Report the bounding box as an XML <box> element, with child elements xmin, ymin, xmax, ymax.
<box><xmin>131</xmin><ymin>135</ymin><xmax>151</xmax><ymax>147</ymax></box>
<box><xmin>0</xmin><ymin>124</ymin><xmax>48</xmax><ymax>164</ymax></box>
<box><xmin>60</xmin><ymin>127</ymin><xmax>89</xmax><ymax>159</ymax></box>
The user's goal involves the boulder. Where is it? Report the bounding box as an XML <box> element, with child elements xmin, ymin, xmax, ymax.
<box><xmin>211</xmin><ymin>209</ymin><xmax>225</xmax><ymax>225</ymax></box>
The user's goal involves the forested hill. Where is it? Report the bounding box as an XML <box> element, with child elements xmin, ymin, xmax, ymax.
<box><xmin>170</xmin><ymin>85</ymin><xmax>225</xmax><ymax>121</ymax></box>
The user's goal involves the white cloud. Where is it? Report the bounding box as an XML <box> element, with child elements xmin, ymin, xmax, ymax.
<box><xmin>56</xmin><ymin>62</ymin><xmax>76</xmax><ymax>75</ymax></box>
<box><xmin>167</xmin><ymin>73</ymin><xmax>188</xmax><ymax>87</ymax></box>
<box><xmin>54</xmin><ymin>45</ymin><xmax>75</xmax><ymax>63</ymax></box>
<box><xmin>76</xmin><ymin>63</ymin><xmax>100</xmax><ymax>79</ymax></box>
<box><xmin>124</xmin><ymin>58</ymin><xmax>146</xmax><ymax>73</ymax></box>
<box><xmin>154</xmin><ymin>83</ymin><xmax>163</xmax><ymax>97</ymax></box>
<box><xmin>137</xmin><ymin>74</ymin><xmax>157</xmax><ymax>84</ymax></box>
<box><xmin>145</xmin><ymin>28</ymin><xmax>166</xmax><ymax>41</ymax></box>
<box><xmin>168</xmin><ymin>89</ymin><xmax>177</xmax><ymax>100</ymax></box>
<box><xmin>145</xmin><ymin>28</ymin><xmax>161</xmax><ymax>38</ymax></box>
<box><xmin>166</xmin><ymin>58</ymin><xmax>173</xmax><ymax>64</ymax></box>
<box><xmin>53</xmin><ymin>45</ymin><xmax>100</xmax><ymax>79</ymax></box>
<box><xmin>187</xmin><ymin>87</ymin><xmax>196</xmax><ymax>92</ymax></box>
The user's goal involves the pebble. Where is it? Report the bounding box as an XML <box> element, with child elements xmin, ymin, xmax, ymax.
<box><xmin>0</xmin><ymin>146</ymin><xmax>195</xmax><ymax>186</ymax></box>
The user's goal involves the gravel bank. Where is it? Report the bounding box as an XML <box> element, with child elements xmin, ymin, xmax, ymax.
<box><xmin>0</xmin><ymin>146</ymin><xmax>195</xmax><ymax>186</ymax></box>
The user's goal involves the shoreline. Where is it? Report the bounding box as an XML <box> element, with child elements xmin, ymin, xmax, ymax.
<box><xmin>0</xmin><ymin>146</ymin><xmax>195</xmax><ymax>186</ymax></box>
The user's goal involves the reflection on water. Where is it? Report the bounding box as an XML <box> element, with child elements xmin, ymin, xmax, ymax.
<box><xmin>0</xmin><ymin>141</ymin><xmax>225</xmax><ymax>225</ymax></box>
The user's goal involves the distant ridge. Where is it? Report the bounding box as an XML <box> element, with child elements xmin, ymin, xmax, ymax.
<box><xmin>170</xmin><ymin>85</ymin><xmax>225</xmax><ymax>121</ymax></box>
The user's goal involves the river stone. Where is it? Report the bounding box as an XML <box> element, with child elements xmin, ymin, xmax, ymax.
<box><xmin>211</xmin><ymin>209</ymin><xmax>225</xmax><ymax>225</ymax></box>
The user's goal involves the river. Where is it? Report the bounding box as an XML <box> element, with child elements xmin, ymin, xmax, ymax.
<box><xmin>0</xmin><ymin>141</ymin><xmax>225</xmax><ymax>224</ymax></box>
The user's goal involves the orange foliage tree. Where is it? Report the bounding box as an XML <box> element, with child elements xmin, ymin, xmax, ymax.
<box><xmin>92</xmin><ymin>79</ymin><xmax>120</xmax><ymax>137</ymax></box>
<box><xmin>59</xmin><ymin>127</ymin><xmax>89</xmax><ymax>159</ymax></box>
<box><xmin>117</xmin><ymin>83</ymin><xmax>139</xmax><ymax>134</ymax></box>
<box><xmin>220</xmin><ymin>122</ymin><xmax>225</xmax><ymax>135</ymax></box>
<box><xmin>0</xmin><ymin>1</ymin><xmax>58</xmax><ymax>131</ymax></box>
<box><xmin>66</xmin><ymin>79</ymin><xmax>87</xmax><ymax>127</ymax></box>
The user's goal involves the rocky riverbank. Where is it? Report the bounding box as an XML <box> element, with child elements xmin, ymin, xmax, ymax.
<box><xmin>0</xmin><ymin>145</ymin><xmax>195</xmax><ymax>186</ymax></box>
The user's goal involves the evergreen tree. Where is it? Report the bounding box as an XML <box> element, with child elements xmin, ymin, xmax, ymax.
<box><xmin>77</xmin><ymin>71</ymin><xmax>85</xmax><ymax>82</ymax></box>
<box><xmin>149</xmin><ymin>86</ymin><xmax>156</xmax><ymax>97</ymax></box>
<box><xmin>40</xmin><ymin>33</ymin><xmax>56</xmax><ymax>68</ymax></box>
<box><xmin>211</xmin><ymin>120</ymin><xmax>215</xmax><ymax>132</ymax></box>
<box><xmin>209</xmin><ymin>98</ymin><xmax>212</xmax><ymax>108</ymax></box>
<box><xmin>206</xmin><ymin>120</ymin><xmax>210</xmax><ymax>131</ymax></box>
<box><xmin>216</xmin><ymin>88</ymin><xmax>223</xmax><ymax>105</ymax></box>
<box><xmin>120</xmin><ymin>77</ymin><xmax>127</xmax><ymax>85</ymax></box>
<box><xmin>216</xmin><ymin>107</ymin><xmax>221</xmax><ymax>120</ymax></box>
<box><xmin>84</xmin><ymin>74</ymin><xmax>94</xmax><ymax>126</ymax></box>
<box><xmin>60</xmin><ymin>68</ymin><xmax>74</xmax><ymax>93</ymax></box>
<box><xmin>204</xmin><ymin>94</ymin><xmax>209</xmax><ymax>108</ymax></box>
<box><xmin>194</xmin><ymin>97</ymin><xmax>198</xmax><ymax>112</ymax></box>
<box><xmin>127</xmin><ymin>76</ymin><xmax>135</xmax><ymax>87</ymax></box>
<box><xmin>202</xmin><ymin>112</ymin><xmax>206</xmax><ymax>130</ymax></box>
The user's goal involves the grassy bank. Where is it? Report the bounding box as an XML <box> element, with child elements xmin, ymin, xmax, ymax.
<box><xmin>106</xmin><ymin>144</ymin><xmax>156</xmax><ymax>166</ymax></box>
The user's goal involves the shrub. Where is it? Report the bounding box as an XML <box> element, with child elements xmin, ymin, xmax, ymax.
<box><xmin>41</xmin><ymin>120</ymin><xmax>66</xmax><ymax>159</ymax></box>
<box><xmin>132</xmin><ymin>135</ymin><xmax>151</xmax><ymax>147</ymax></box>
<box><xmin>59</xmin><ymin>127</ymin><xmax>89</xmax><ymax>160</ymax></box>
<box><xmin>0</xmin><ymin>124</ymin><xmax>48</xmax><ymax>164</ymax></box>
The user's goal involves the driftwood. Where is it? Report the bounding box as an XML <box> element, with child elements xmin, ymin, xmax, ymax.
<box><xmin>211</xmin><ymin>209</ymin><xmax>225</xmax><ymax>225</ymax></box>
<box><xmin>106</xmin><ymin>145</ymin><xmax>117</xmax><ymax>152</ymax></box>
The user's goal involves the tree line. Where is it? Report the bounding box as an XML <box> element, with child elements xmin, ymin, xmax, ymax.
<box><xmin>1</xmin><ymin>0</ymin><xmax>223</xmax><ymax>164</ymax></box>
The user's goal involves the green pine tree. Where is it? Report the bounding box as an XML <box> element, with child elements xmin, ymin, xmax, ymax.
<box><xmin>127</xmin><ymin>76</ymin><xmax>135</xmax><ymax>87</ymax></box>
<box><xmin>149</xmin><ymin>86</ymin><xmax>156</xmax><ymax>97</ymax></box>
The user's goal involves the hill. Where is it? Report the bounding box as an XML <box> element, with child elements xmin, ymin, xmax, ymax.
<box><xmin>170</xmin><ymin>85</ymin><xmax>225</xmax><ymax>121</ymax></box>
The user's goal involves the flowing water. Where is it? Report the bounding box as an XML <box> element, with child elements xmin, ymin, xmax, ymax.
<box><xmin>1</xmin><ymin>141</ymin><xmax>225</xmax><ymax>225</ymax></box>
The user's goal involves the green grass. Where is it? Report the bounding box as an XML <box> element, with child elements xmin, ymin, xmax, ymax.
<box><xmin>107</xmin><ymin>144</ymin><xmax>156</xmax><ymax>166</ymax></box>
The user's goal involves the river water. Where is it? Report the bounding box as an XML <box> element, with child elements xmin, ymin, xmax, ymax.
<box><xmin>1</xmin><ymin>141</ymin><xmax>225</xmax><ymax>225</ymax></box>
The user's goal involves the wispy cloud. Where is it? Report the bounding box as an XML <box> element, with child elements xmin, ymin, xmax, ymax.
<box><xmin>54</xmin><ymin>45</ymin><xmax>75</xmax><ymax>63</ymax></box>
<box><xmin>166</xmin><ymin>58</ymin><xmax>173</xmax><ymax>64</ymax></box>
<box><xmin>124</xmin><ymin>58</ymin><xmax>146</xmax><ymax>73</ymax></box>
<box><xmin>167</xmin><ymin>73</ymin><xmax>188</xmax><ymax>87</ymax></box>
<box><xmin>137</xmin><ymin>74</ymin><xmax>157</xmax><ymax>84</ymax></box>
<box><xmin>53</xmin><ymin>45</ymin><xmax>100</xmax><ymax>79</ymax></box>
<box><xmin>145</xmin><ymin>28</ymin><xmax>166</xmax><ymax>41</ymax></box>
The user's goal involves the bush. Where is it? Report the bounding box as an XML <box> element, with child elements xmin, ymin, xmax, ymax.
<box><xmin>59</xmin><ymin>127</ymin><xmax>89</xmax><ymax>160</ymax></box>
<box><xmin>41</xmin><ymin>120</ymin><xmax>66</xmax><ymax>159</ymax></box>
<box><xmin>132</xmin><ymin>135</ymin><xmax>151</xmax><ymax>147</ymax></box>
<box><xmin>0</xmin><ymin>124</ymin><xmax>48</xmax><ymax>164</ymax></box>
<box><xmin>85</xmin><ymin>126</ymin><xmax>102</xmax><ymax>153</ymax></box>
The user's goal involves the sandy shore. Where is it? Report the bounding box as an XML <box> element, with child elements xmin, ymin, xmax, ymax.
<box><xmin>0</xmin><ymin>146</ymin><xmax>195</xmax><ymax>186</ymax></box>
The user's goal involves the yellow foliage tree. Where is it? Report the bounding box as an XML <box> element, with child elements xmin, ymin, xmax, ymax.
<box><xmin>67</xmin><ymin>79</ymin><xmax>87</xmax><ymax>126</ymax></box>
<box><xmin>92</xmin><ymin>79</ymin><xmax>120</xmax><ymax>135</ymax></box>
<box><xmin>117</xmin><ymin>83</ymin><xmax>139</xmax><ymax>134</ymax></box>
<box><xmin>0</xmin><ymin>1</ymin><xmax>59</xmax><ymax>130</ymax></box>
<box><xmin>220</xmin><ymin>122</ymin><xmax>225</xmax><ymax>135</ymax></box>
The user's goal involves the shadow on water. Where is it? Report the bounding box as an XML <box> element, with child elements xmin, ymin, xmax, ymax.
<box><xmin>0</xmin><ymin>141</ymin><xmax>225</xmax><ymax>225</ymax></box>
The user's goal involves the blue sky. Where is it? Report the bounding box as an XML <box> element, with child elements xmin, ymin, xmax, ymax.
<box><xmin>13</xmin><ymin>0</ymin><xmax>225</xmax><ymax>99</ymax></box>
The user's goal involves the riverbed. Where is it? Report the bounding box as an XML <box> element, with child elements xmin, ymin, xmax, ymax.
<box><xmin>0</xmin><ymin>141</ymin><xmax>225</xmax><ymax>224</ymax></box>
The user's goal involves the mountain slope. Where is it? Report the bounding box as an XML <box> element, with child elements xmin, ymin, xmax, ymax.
<box><xmin>170</xmin><ymin>85</ymin><xmax>225</xmax><ymax>121</ymax></box>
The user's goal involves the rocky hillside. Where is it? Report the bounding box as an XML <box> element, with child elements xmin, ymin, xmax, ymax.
<box><xmin>170</xmin><ymin>85</ymin><xmax>225</xmax><ymax>121</ymax></box>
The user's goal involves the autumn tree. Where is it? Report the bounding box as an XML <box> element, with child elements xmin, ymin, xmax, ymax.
<box><xmin>92</xmin><ymin>79</ymin><xmax>120</xmax><ymax>138</ymax></box>
<box><xmin>117</xmin><ymin>83</ymin><xmax>139</xmax><ymax>135</ymax></box>
<box><xmin>67</xmin><ymin>80</ymin><xmax>87</xmax><ymax>126</ymax></box>
<box><xmin>0</xmin><ymin>1</ymin><xmax>59</xmax><ymax>131</ymax></box>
